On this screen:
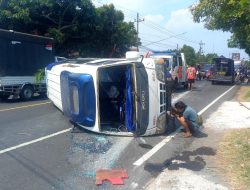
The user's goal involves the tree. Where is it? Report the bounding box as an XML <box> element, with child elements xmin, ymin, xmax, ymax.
<box><xmin>0</xmin><ymin>0</ymin><xmax>138</xmax><ymax>57</ymax></box>
<box><xmin>180</xmin><ymin>45</ymin><xmax>196</xmax><ymax>66</ymax></box>
<box><xmin>195</xmin><ymin>52</ymin><xmax>205</xmax><ymax>64</ymax></box>
<box><xmin>191</xmin><ymin>0</ymin><xmax>250</xmax><ymax>56</ymax></box>
<box><xmin>244</xmin><ymin>60</ymin><xmax>250</xmax><ymax>67</ymax></box>
<box><xmin>92</xmin><ymin>4</ymin><xmax>138</xmax><ymax>57</ymax></box>
<box><xmin>205</xmin><ymin>53</ymin><xmax>219</xmax><ymax>64</ymax></box>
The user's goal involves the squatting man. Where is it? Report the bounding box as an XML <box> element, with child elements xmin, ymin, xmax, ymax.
<box><xmin>171</xmin><ymin>101</ymin><xmax>202</xmax><ymax>137</ymax></box>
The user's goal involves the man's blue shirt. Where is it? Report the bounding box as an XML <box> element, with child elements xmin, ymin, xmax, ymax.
<box><xmin>183</xmin><ymin>106</ymin><xmax>198</xmax><ymax>123</ymax></box>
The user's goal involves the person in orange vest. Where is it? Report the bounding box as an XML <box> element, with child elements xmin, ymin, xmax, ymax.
<box><xmin>186</xmin><ymin>64</ymin><xmax>196</xmax><ymax>90</ymax></box>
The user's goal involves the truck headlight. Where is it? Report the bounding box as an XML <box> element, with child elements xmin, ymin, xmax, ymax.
<box><xmin>156</xmin><ymin>114</ymin><xmax>166</xmax><ymax>134</ymax></box>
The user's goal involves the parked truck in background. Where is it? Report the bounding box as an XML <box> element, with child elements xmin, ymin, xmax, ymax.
<box><xmin>0</xmin><ymin>29</ymin><xmax>54</xmax><ymax>100</ymax></box>
<box><xmin>146</xmin><ymin>50</ymin><xmax>188</xmax><ymax>89</ymax></box>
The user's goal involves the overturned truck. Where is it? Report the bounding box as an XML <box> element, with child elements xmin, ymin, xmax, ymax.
<box><xmin>46</xmin><ymin>55</ymin><xmax>171</xmax><ymax>136</ymax></box>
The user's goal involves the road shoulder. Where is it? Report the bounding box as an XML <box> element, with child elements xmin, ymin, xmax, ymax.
<box><xmin>145</xmin><ymin>88</ymin><xmax>250</xmax><ymax>190</ymax></box>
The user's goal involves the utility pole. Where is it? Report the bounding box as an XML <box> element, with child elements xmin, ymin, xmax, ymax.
<box><xmin>135</xmin><ymin>13</ymin><xmax>144</xmax><ymax>51</ymax></box>
<box><xmin>199</xmin><ymin>40</ymin><xmax>205</xmax><ymax>63</ymax></box>
<box><xmin>199</xmin><ymin>40</ymin><xmax>205</xmax><ymax>55</ymax></box>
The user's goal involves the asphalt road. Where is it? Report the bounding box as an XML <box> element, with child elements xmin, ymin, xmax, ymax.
<box><xmin>0</xmin><ymin>80</ymin><xmax>239</xmax><ymax>190</ymax></box>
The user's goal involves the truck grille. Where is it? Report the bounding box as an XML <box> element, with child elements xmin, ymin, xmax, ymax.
<box><xmin>159</xmin><ymin>83</ymin><xmax>166</xmax><ymax>113</ymax></box>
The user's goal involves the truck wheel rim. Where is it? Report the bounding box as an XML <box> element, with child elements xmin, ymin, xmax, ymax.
<box><xmin>24</xmin><ymin>89</ymin><xmax>32</xmax><ymax>98</ymax></box>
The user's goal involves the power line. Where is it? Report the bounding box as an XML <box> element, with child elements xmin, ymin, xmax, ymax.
<box><xmin>92</xmin><ymin>0</ymin><xmax>137</xmax><ymax>21</ymax></box>
<box><xmin>143</xmin><ymin>32</ymin><xmax>187</xmax><ymax>46</ymax></box>
<box><xmin>140</xmin><ymin>39</ymin><xmax>177</xmax><ymax>48</ymax></box>
<box><xmin>141</xmin><ymin>21</ymin><xmax>200</xmax><ymax>45</ymax></box>
<box><xmin>92</xmin><ymin>0</ymin><xmax>200</xmax><ymax>47</ymax></box>
<box><xmin>140</xmin><ymin>32</ymin><xmax>170</xmax><ymax>39</ymax></box>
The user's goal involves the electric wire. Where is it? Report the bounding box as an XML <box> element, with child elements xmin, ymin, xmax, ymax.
<box><xmin>92</xmin><ymin>0</ymin><xmax>201</xmax><ymax>48</ymax></box>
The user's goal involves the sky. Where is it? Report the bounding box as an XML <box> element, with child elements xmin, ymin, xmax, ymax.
<box><xmin>92</xmin><ymin>0</ymin><xmax>249</xmax><ymax>60</ymax></box>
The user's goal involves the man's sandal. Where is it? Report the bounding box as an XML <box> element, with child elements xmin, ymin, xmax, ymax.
<box><xmin>183</xmin><ymin>133</ymin><xmax>192</xmax><ymax>138</ymax></box>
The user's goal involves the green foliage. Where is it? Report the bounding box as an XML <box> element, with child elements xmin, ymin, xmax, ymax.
<box><xmin>191</xmin><ymin>0</ymin><xmax>250</xmax><ymax>56</ymax></box>
<box><xmin>195</xmin><ymin>52</ymin><xmax>219</xmax><ymax>65</ymax></box>
<box><xmin>35</xmin><ymin>69</ymin><xmax>45</xmax><ymax>83</ymax></box>
<box><xmin>244</xmin><ymin>60</ymin><xmax>250</xmax><ymax>67</ymax></box>
<box><xmin>180</xmin><ymin>44</ymin><xmax>218</xmax><ymax>66</ymax></box>
<box><xmin>205</xmin><ymin>53</ymin><xmax>219</xmax><ymax>64</ymax></box>
<box><xmin>195</xmin><ymin>52</ymin><xmax>206</xmax><ymax>65</ymax></box>
<box><xmin>0</xmin><ymin>0</ymin><xmax>138</xmax><ymax>57</ymax></box>
<box><xmin>180</xmin><ymin>45</ymin><xmax>196</xmax><ymax>66</ymax></box>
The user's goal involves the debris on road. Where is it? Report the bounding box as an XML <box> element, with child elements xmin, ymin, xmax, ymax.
<box><xmin>96</xmin><ymin>169</ymin><xmax>128</xmax><ymax>185</ymax></box>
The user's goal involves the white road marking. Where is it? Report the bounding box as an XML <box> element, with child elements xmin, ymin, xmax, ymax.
<box><xmin>198</xmin><ymin>85</ymin><xmax>235</xmax><ymax>115</ymax></box>
<box><xmin>0</xmin><ymin>85</ymin><xmax>236</xmax><ymax>156</ymax></box>
<box><xmin>0</xmin><ymin>91</ymin><xmax>188</xmax><ymax>155</ymax></box>
<box><xmin>0</xmin><ymin>101</ymin><xmax>51</xmax><ymax>112</ymax></box>
<box><xmin>130</xmin><ymin>182</ymin><xmax>139</xmax><ymax>189</ymax></box>
<box><xmin>133</xmin><ymin>85</ymin><xmax>236</xmax><ymax>166</ymax></box>
<box><xmin>133</xmin><ymin>129</ymin><xmax>180</xmax><ymax>166</ymax></box>
<box><xmin>0</xmin><ymin>128</ymin><xmax>71</xmax><ymax>155</ymax></box>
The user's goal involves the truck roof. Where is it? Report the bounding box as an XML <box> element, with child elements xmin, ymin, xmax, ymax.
<box><xmin>0</xmin><ymin>29</ymin><xmax>54</xmax><ymax>76</ymax></box>
<box><xmin>0</xmin><ymin>29</ymin><xmax>53</xmax><ymax>44</ymax></box>
<box><xmin>151</xmin><ymin>51</ymin><xmax>179</xmax><ymax>56</ymax></box>
<box><xmin>47</xmin><ymin>58</ymin><xmax>137</xmax><ymax>71</ymax></box>
<box><xmin>46</xmin><ymin>58</ymin><xmax>141</xmax><ymax>79</ymax></box>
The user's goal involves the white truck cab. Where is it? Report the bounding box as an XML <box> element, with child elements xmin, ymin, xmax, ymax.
<box><xmin>148</xmin><ymin>51</ymin><xmax>188</xmax><ymax>88</ymax></box>
<box><xmin>46</xmin><ymin>55</ymin><xmax>168</xmax><ymax>136</ymax></box>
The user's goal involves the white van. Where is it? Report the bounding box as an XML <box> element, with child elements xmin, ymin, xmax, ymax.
<box><xmin>46</xmin><ymin>56</ymin><xmax>168</xmax><ymax>136</ymax></box>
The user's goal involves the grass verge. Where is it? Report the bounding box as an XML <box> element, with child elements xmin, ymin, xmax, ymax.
<box><xmin>217</xmin><ymin>129</ymin><xmax>250</xmax><ymax>190</ymax></box>
<box><xmin>237</xmin><ymin>86</ymin><xmax>250</xmax><ymax>102</ymax></box>
<box><xmin>244</xmin><ymin>91</ymin><xmax>250</xmax><ymax>100</ymax></box>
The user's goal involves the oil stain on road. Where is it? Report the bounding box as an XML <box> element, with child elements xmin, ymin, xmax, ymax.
<box><xmin>144</xmin><ymin>146</ymin><xmax>216</xmax><ymax>176</ymax></box>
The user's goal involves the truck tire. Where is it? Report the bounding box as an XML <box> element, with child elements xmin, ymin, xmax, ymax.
<box><xmin>20</xmin><ymin>85</ymin><xmax>34</xmax><ymax>100</ymax></box>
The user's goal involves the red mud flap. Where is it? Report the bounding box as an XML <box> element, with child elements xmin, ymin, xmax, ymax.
<box><xmin>96</xmin><ymin>169</ymin><xmax>128</xmax><ymax>185</ymax></box>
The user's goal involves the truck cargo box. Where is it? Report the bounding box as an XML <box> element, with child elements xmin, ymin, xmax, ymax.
<box><xmin>0</xmin><ymin>29</ymin><xmax>54</xmax><ymax>76</ymax></box>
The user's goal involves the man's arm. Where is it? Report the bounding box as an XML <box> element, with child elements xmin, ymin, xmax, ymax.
<box><xmin>176</xmin><ymin>116</ymin><xmax>191</xmax><ymax>133</ymax></box>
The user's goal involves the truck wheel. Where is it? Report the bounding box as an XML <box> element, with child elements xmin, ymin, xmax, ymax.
<box><xmin>20</xmin><ymin>85</ymin><xmax>34</xmax><ymax>100</ymax></box>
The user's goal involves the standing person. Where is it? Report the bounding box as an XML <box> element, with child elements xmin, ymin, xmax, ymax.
<box><xmin>173</xmin><ymin>101</ymin><xmax>201</xmax><ymax>138</ymax></box>
<box><xmin>186</xmin><ymin>64</ymin><xmax>196</xmax><ymax>90</ymax></box>
<box><xmin>196</xmin><ymin>64</ymin><xmax>202</xmax><ymax>80</ymax></box>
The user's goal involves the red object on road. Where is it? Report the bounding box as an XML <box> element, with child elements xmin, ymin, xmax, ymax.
<box><xmin>96</xmin><ymin>169</ymin><xmax>128</xmax><ymax>185</ymax></box>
